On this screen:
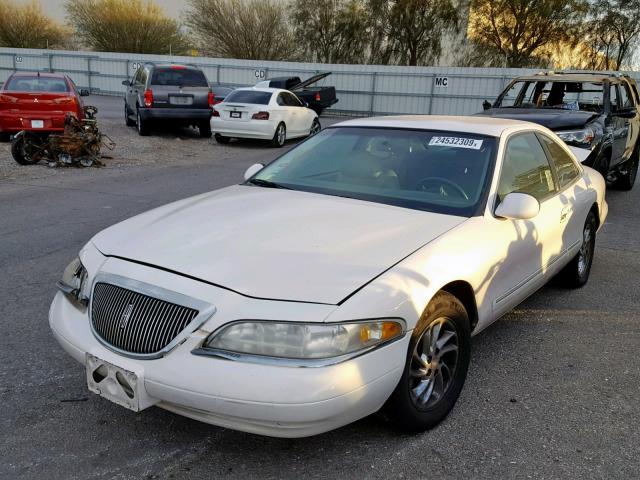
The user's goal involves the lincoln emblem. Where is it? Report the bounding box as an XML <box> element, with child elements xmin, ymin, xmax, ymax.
<box><xmin>119</xmin><ymin>304</ymin><xmax>134</xmax><ymax>329</ymax></box>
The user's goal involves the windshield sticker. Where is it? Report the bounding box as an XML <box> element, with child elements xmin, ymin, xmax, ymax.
<box><xmin>428</xmin><ymin>137</ymin><xmax>483</xmax><ymax>150</ymax></box>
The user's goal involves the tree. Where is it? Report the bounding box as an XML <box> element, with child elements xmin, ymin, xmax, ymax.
<box><xmin>387</xmin><ymin>0</ymin><xmax>459</xmax><ymax>66</ymax></box>
<box><xmin>65</xmin><ymin>0</ymin><xmax>188</xmax><ymax>54</ymax></box>
<box><xmin>0</xmin><ymin>0</ymin><xmax>70</xmax><ymax>49</ymax></box>
<box><xmin>469</xmin><ymin>0</ymin><xmax>588</xmax><ymax>68</ymax></box>
<box><xmin>585</xmin><ymin>0</ymin><xmax>640</xmax><ymax>70</ymax></box>
<box><xmin>291</xmin><ymin>0</ymin><xmax>370</xmax><ymax>64</ymax></box>
<box><xmin>185</xmin><ymin>0</ymin><xmax>297</xmax><ymax>61</ymax></box>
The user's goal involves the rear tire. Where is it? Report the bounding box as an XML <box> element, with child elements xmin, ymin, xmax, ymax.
<box><xmin>557</xmin><ymin>211</ymin><xmax>597</xmax><ymax>288</ymax></box>
<box><xmin>136</xmin><ymin>108</ymin><xmax>150</xmax><ymax>136</ymax></box>
<box><xmin>215</xmin><ymin>134</ymin><xmax>230</xmax><ymax>144</ymax></box>
<box><xmin>271</xmin><ymin>122</ymin><xmax>286</xmax><ymax>148</ymax></box>
<box><xmin>125</xmin><ymin>104</ymin><xmax>135</xmax><ymax>127</ymax></box>
<box><xmin>384</xmin><ymin>291</ymin><xmax>471</xmax><ymax>433</ymax></box>
<box><xmin>199</xmin><ymin>121</ymin><xmax>212</xmax><ymax>138</ymax></box>
<box><xmin>11</xmin><ymin>135</ymin><xmax>39</xmax><ymax>165</ymax></box>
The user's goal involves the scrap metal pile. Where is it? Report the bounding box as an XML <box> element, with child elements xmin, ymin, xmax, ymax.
<box><xmin>11</xmin><ymin>106</ymin><xmax>115</xmax><ymax>167</ymax></box>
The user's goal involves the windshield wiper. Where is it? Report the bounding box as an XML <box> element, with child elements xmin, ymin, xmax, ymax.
<box><xmin>246</xmin><ymin>178</ymin><xmax>291</xmax><ymax>189</ymax></box>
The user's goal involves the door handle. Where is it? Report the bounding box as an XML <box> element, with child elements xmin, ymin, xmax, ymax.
<box><xmin>560</xmin><ymin>206</ymin><xmax>570</xmax><ymax>223</ymax></box>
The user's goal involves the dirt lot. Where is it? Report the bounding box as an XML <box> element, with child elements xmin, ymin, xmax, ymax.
<box><xmin>1</xmin><ymin>97</ymin><xmax>639</xmax><ymax>480</ymax></box>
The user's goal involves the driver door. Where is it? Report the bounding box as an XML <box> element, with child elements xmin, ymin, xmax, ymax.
<box><xmin>485</xmin><ymin>132</ymin><xmax>565</xmax><ymax>317</ymax></box>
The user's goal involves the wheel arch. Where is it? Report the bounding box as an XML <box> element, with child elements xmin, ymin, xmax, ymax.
<box><xmin>438</xmin><ymin>280</ymin><xmax>478</xmax><ymax>331</ymax></box>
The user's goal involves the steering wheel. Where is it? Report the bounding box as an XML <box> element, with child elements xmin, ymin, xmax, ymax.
<box><xmin>417</xmin><ymin>177</ymin><xmax>469</xmax><ymax>200</ymax></box>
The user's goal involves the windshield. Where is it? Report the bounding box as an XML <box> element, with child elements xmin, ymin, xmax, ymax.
<box><xmin>498</xmin><ymin>80</ymin><xmax>604</xmax><ymax>113</ymax></box>
<box><xmin>250</xmin><ymin>127</ymin><xmax>498</xmax><ymax>216</ymax></box>
<box><xmin>151</xmin><ymin>68</ymin><xmax>208</xmax><ymax>87</ymax></box>
<box><xmin>225</xmin><ymin>90</ymin><xmax>272</xmax><ymax>105</ymax></box>
<box><xmin>5</xmin><ymin>76</ymin><xmax>69</xmax><ymax>93</ymax></box>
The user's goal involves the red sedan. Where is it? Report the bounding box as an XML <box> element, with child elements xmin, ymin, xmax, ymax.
<box><xmin>0</xmin><ymin>72</ymin><xmax>89</xmax><ymax>140</ymax></box>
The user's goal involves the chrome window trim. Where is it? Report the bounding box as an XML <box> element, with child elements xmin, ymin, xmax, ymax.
<box><xmin>89</xmin><ymin>272</ymin><xmax>216</xmax><ymax>360</ymax></box>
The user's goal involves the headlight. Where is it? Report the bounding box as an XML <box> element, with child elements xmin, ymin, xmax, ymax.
<box><xmin>201</xmin><ymin>319</ymin><xmax>405</xmax><ymax>363</ymax></box>
<box><xmin>556</xmin><ymin>127</ymin><xmax>596</xmax><ymax>147</ymax></box>
<box><xmin>57</xmin><ymin>257</ymin><xmax>89</xmax><ymax>306</ymax></box>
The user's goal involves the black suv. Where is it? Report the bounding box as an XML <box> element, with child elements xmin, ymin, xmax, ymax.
<box><xmin>122</xmin><ymin>63</ymin><xmax>214</xmax><ymax>137</ymax></box>
<box><xmin>478</xmin><ymin>72</ymin><xmax>639</xmax><ymax>190</ymax></box>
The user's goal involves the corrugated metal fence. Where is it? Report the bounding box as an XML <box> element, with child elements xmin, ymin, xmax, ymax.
<box><xmin>1</xmin><ymin>47</ymin><xmax>638</xmax><ymax>116</ymax></box>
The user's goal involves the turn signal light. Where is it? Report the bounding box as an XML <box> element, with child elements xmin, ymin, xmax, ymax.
<box><xmin>208</xmin><ymin>91</ymin><xmax>215</xmax><ymax>108</ymax></box>
<box><xmin>143</xmin><ymin>89</ymin><xmax>153</xmax><ymax>107</ymax></box>
<box><xmin>252</xmin><ymin>111</ymin><xmax>270</xmax><ymax>120</ymax></box>
<box><xmin>359</xmin><ymin>321</ymin><xmax>403</xmax><ymax>344</ymax></box>
<box><xmin>315</xmin><ymin>92</ymin><xmax>321</xmax><ymax>101</ymax></box>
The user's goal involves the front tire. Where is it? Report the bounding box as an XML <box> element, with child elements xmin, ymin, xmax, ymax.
<box><xmin>309</xmin><ymin>118</ymin><xmax>321</xmax><ymax>136</ymax></box>
<box><xmin>612</xmin><ymin>155</ymin><xmax>638</xmax><ymax>191</ymax></box>
<box><xmin>557</xmin><ymin>211</ymin><xmax>597</xmax><ymax>288</ymax></box>
<box><xmin>384</xmin><ymin>291</ymin><xmax>471</xmax><ymax>433</ymax></box>
<box><xmin>594</xmin><ymin>153</ymin><xmax>611</xmax><ymax>181</ymax></box>
<box><xmin>271</xmin><ymin>122</ymin><xmax>286</xmax><ymax>148</ymax></box>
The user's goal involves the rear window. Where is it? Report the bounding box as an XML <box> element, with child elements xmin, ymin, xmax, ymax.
<box><xmin>150</xmin><ymin>68</ymin><xmax>208</xmax><ymax>87</ymax></box>
<box><xmin>5</xmin><ymin>76</ymin><xmax>69</xmax><ymax>93</ymax></box>
<box><xmin>224</xmin><ymin>90</ymin><xmax>272</xmax><ymax>105</ymax></box>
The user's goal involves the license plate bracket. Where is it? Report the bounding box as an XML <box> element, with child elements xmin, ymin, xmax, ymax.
<box><xmin>169</xmin><ymin>95</ymin><xmax>193</xmax><ymax>106</ymax></box>
<box><xmin>86</xmin><ymin>353</ymin><xmax>141</xmax><ymax>411</ymax></box>
<box><xmin>230</xmin><ymin>111</ymin><xmax>242</xmax><ymax>118</ymax></box>
<box><xmin>31</xmin><ymin>120</ymin><xmax>44</xmax><ymax>129</ymax></box>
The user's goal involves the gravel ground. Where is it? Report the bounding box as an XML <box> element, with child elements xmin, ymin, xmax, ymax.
<box><xmin>1</xmin><ymin>97</ymin><xmax>639</xmax><ymax>480</ymax></box>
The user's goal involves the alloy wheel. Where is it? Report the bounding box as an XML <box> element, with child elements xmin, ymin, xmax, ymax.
<box><xmin>578</xmin><ymin>219</ymin><xmax>594</xmax><ymax>277</ymax></box>
<box><xmin>277</xmin><ymin>124</ymin><xmax>286</xmax><ymax>146</ymax></box>
<box><xmin>409</xmin><ymin>317</ymin><xmax>459</xmax><ymax>409</ymax></box>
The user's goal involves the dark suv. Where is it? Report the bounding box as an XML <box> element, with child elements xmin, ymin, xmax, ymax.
<box><xmin>478</xmin><ymin>72</ymin><xmax>639</xmax><ymax>190</ymax></box>
<box><xmin>123</xmin><ymin>63</ymin><xmax>214</xmax><ymax>137</ymax></box>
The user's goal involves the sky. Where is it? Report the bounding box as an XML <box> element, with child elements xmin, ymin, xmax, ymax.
<box><xmin>17</xmin><ymin>0</ymin><xmax>184</xmax><ymax>21</ymax></box>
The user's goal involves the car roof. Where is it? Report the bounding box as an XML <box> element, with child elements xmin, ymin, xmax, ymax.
<box><xmin>234</xmin><ymin>87</ymin><xmax>287</xmax><ymax>94</ymax></box>
<box><xmin>10</xmin><ymin>71</ymin><xmax>68</xmax><ymax>79</ymax></box>
<box><xmin>513</xmin><ymin>73</ymin><xmax>620</xmax><ymax>83</ymax></box>
<box><xmin>331</xmin><ymin>115</ymin><xmax>543</xmax><ymax>137</ymax></box>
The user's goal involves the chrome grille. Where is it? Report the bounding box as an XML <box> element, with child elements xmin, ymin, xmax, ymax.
<box><xmin>91</xmin><ymin>282</ymin><xmax>199</xmax><ymax>355</ymax></box>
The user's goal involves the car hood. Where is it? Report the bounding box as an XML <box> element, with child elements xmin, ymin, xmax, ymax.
<box><xmin>92</xmin><ymin>185</ymin><xmax>466</xmax><ymax>305</ymax></box>
<box><xmin>478</xmin><ymin>108</ymin><xmax>600</xmax><ymax>130</ymax></box>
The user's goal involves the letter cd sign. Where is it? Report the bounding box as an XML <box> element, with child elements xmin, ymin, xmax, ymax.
<box><xmin>434</xmin><ymin>76</ymin><xmax>449</xmax><ymax>88</ymax></box>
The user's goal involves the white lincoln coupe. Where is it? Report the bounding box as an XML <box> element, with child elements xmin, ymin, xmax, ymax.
<box><xmin>50</xmin><ymin>116</ymin><xmax>607</xmax><ymax>438</ymax></box>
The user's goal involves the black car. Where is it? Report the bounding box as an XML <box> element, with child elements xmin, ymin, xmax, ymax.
<box><xmin>122</xmin><ymin>63</ymin><xmax>214</xmax><ymax>137</ymax></box>
<box><xmin>255</xmin><ymin>72</ymin><xmax>338</xmax><ymax>115</ymax></box>
<box><xmin>478</xmin><ymin>72</ymin><xmax>639</xmax><ymax>190</ymax></box>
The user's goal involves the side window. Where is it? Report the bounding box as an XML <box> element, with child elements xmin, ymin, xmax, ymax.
<box><xmin>133</xmin><ymin>67</ymin><xmax>143</xmax><ymax>85</ymax></box>
<box><xmin>498</xmin><ymin>133</ymin><xmax>556</xmax><ymax>202</ymax></box>
<box><xmin>610</xmin><ymin>84</ymin><xmax>619</xmax><ymax>111</ymax></box>
<box><xmin>139</xmin><ymin>68</ymin><xmax>149</xmax><ymax>86</ymax></box>
<box><xmin>620</xmin><ymin>84</ymin><xmax>633</xmax><ymax>108</ymax></box>
<box><xmin>276</xmin><ymin>93</ymin><xmax>286</xmax><ymax>106</ymax></box>
<box><xmin>288</xmin><ymin>92</ymin><xmax>303</xmax><ymax>107</ymax></box>
<box><xmin>538</xmin><ymin>134</ymin><xmax>580</xmax><ymax>189</ymax></box>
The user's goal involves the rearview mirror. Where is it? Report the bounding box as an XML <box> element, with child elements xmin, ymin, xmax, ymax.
<box><xmin>495</xmin><ymin>193</ymin><xmax>540</xmax><ymax>220</ymax></box>
<box><xmin>244</xmin><ymin>163</ymin><xmax>265</xmax><ymax>181</ymax></box>
<box><xmin>80</xmin><ymin>89</ymin><xmax>90</xmax><ymax>97</ymax></box>
<box><xmin>121</xmin><ymin>80</ymin><xmax>130</xmax><ymax>87</ymax></box>
<box><xmin>483</xmin><ymin>100</ymin><xmax>492</xmax><ymax>111</ymax></box>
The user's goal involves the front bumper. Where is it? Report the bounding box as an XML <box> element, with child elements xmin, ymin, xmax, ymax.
<box><xmin>139</xmin><ymin>107</ymin><xmax>212</xmax><ymax>122</ymax></box>
<box><xmin>211</xmin><ymin>118</ymin><xmax>277</xmax><ymax>140</ymax></box>
<box><xmin>49</xmin><ymin>258</ymin><xmax>407</xmax><ymax>437</ymax></box>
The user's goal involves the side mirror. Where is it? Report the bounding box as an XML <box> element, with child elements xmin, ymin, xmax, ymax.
<box><xmin>304</xmin><ymin>101</ymin><xmax>309</xmax><ymax>108</ymax></box>
<box><xmin>615</xmin><ymin>106</ymin><xmax>636</xmax><ymax>118</ymax></box>
<box><xmin>80</xmin><ymin>89</ymin><xmax>90</xmax><ymax>97</ymax></box>
<box><xmin>121</xmin><ymin>80</ymin><xmax>131</xmax><ymax>87</ymax></box>
<box><xmin>495</xmin><ymin>193</ymin><xmax>540</xmax><ymax>220</ymax></box>
<box><xmin>483</xmin><ymin>100</ymin><xmax>492</xmax><ymax>111</ymax></box>
<box><xmin>244</xmin><ymin>163</ymin><xmax>265</xmax><ymax>181</ymax></box>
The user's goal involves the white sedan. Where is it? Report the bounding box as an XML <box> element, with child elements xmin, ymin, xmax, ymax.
<box><xmin>211</xmin><ymin>87</ymin><xmax>320</xmax><ymax>147</ymax></box>
<box><xmin>50</xmin><ymin>116</ymin><xmax>607</xmax><ymax>438</ymax></box>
